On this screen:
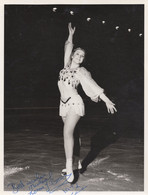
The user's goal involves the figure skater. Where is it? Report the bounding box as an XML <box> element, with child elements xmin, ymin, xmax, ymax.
<box><xmin>57</xmin><ymin>23</ymin><xmax>117</xmax><ymax>183</ymax></box>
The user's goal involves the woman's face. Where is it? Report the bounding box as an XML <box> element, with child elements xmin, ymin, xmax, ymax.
<box><xmin>72</xmin><ymin>49</ymin><xmax>85</xmax><ymax>64</ymax></box>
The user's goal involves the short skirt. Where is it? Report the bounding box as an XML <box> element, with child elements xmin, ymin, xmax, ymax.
<box><xmin>59</xmin><ymin>94</ymin><xmax>85</xmax><ymax>117</ymax></box>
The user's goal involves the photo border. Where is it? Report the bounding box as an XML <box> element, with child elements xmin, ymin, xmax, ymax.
<box><xmin>1</xmin><ymin>0</ymin><xmax>147</xmax><ymax>195</ymax></box>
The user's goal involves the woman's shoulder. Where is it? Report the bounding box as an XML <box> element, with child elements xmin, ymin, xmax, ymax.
<box><xmin>79</xmin><ymin>66</ymin><xmax>86</xmax><ymax>71</ymax></box>
<box><xmin>79</xmin><ymin>66</ymin><xmax>88</xmax><ymax>73</ymax></box>
<box><xmin>79</xmin><ymin>67</ymin><xmax>91</xmax><ymax>77</ymax></box>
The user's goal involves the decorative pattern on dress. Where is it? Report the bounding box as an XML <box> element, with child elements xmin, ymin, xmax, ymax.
<box><xmin>58</xmin><ymin>67</ymin><xmax>80</xmax><ymax>89</ymax></box>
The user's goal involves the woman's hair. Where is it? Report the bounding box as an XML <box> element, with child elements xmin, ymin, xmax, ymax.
<box><xmin>73</xmin><ymin>47</ymin><xmax>86</xmax><ymax>56</ymax></box>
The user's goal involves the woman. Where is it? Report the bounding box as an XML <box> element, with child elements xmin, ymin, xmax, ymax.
<box><xmin>58</xmin><ymin>23</ymin><xmax>117</xmax><ymax>183</ymax></box>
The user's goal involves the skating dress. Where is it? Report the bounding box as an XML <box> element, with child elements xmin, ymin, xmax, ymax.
<box><xmin>57</xmin><ymin>41</ymin><xmax>104</xmax><ymax>117</ymax></box>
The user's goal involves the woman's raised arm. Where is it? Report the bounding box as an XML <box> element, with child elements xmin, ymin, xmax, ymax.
<box><xmin>64</xmin><ymin>23</ymin><xmax>76</xmax><ymax>68</ymax></box>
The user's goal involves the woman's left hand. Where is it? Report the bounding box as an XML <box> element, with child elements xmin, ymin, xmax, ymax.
<box><xmin>105</xmin><ymin>101</ymin><xmax>117</xmax><ymax>114</ymax></box>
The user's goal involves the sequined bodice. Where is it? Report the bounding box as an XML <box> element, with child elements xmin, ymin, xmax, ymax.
<box><xmin>58</xmin><ymin>67</ymin><xmax>80</xmax><ymax>88</ymax></box>
<box><xmin>58</xmin><ymin>66</ymin><xmax>104</xmax><ymax>102</ymax></box>
<box><xmin>58</xmin><ymin>67</ymin><xmax>80</xmax><ymax>100</ymax></box>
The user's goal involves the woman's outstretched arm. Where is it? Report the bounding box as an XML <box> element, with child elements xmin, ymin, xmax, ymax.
<box><xmin>77</xmin><ymin>67</ymin><xmax>117</xmax><ymax>114</ymax></box>
<box><xmin>100</xmin><ymin>93</ymin><xmax>117</xmax><ymax>114</ymax></box>
<box><xmin>64</xmin><ymin>23</ymin><xmax>76</xmax><ymax>68</ymax></box>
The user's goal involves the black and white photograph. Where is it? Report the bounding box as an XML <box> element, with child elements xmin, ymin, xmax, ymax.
<box><xmin>2</xmin><ymin>1</ymin><xmax>146</xmax><ymax>194</ymax></box>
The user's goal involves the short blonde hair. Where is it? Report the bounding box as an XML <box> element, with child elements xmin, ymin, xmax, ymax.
<box><xmin>73</xmin><ymin>47</ymin><xmax>86</xmax><ymax>55</ymax></box>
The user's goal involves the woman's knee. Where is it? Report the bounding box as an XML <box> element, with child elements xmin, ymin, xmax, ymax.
<box><xmin>63</xmin><ymin>126</ymin><xmax>74</xmax><ymax>138</ymax></box>
<box><xmin>63</xmin><ymin>111</ymin><xmax>81</xmax><ymax>138</ymax></box>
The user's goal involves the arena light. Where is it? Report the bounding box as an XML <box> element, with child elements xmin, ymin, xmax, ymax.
<box><xmin>53</xmin><ymin>7</ymin><xmax>57</xmax><ymax>12</ymax></box>
<box><xmin>70</xmin><ymin>11</ymin><xmax>74</xmax><ymax>15</ymax></box>
<box><xmin>87</xmin><ymin>17</ymin><xmax>91</xmax><ymax>22</ymax></box>
<box><xmin>50</xmin><ymin>9</ymin><xmax>143</xmax><ymax>39</ymax></box>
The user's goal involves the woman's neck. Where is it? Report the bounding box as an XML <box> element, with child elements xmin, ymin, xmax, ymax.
<box><xmin>70</xmin><ymin>61</ymin><xmax>80</xmax><ymax>69</ymax></box>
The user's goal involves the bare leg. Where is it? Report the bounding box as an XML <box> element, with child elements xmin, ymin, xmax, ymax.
<box><xmin>62</xmin><ymin>116</ymin><xmax>82</xmax><ymax>171</ymax></box>
<box><xmin>62</xmin><ymin>108</ymin><xmax>81</xmax><ymax>182</ymax></box>
<box><xmin>61</xmin><ymin>116</ymin><xmax>66</xmax><ymax>123</ymax></box>
<box><xmin>64</xmin><ymin>109</ymin><xmax>80</xmax><ymax>159</ymax></box>
<box><xmin>62</xmin><ymin>116</ymin><xmax>81</xmax><ymax>158</ymax></box>
<box><xmin>62</xmin><ymin>116</ymin><xmax>81</xmax><ymax>159</ymax></box>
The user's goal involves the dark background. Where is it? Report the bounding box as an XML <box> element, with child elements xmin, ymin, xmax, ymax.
<box><xmin>4</xmin><ymin>5</ymin><xmax>144</xmax><ymax>137</ymax></box>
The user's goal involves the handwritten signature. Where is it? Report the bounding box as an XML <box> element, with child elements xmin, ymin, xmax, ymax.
<box><xmin>7</xmin><ymin>171</ymin><xmax>88</xmax><ymax>195</ymax></box>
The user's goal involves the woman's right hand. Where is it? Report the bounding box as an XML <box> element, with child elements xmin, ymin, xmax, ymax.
<box><xmin>68</xmin><ymin>23</ymin><xmax>76</xmax><ymax>35</ymax></box>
